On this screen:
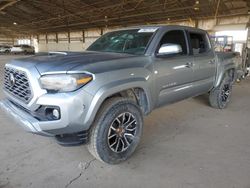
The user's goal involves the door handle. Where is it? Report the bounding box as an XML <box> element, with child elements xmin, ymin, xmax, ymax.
<box><xmin>185</xmin><ymin>62</ymin><xmax>193</xmax><ymax>68</ymax></box>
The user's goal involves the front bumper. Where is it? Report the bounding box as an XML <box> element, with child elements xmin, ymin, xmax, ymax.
<box><xmin>0</xmin><ymin>90</ymin><xmax>94</xmax><ymax>136</ymax></box>
<box><xmin>0</xmin><ymin>99</ymin><xmax>53</xmax><ymax>136</ymax></box>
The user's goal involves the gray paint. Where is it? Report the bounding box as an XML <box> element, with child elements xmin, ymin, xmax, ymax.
<box><xmin>0</xmin><ymin>25</ymin><xmax>237</xmax><ymax>136</ymax></box>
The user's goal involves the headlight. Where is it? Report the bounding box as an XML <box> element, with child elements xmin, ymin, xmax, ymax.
<box><xmin>40</xmin><ymin>73</ymin><xmax>92</xmax><ymax>92</ymax></box>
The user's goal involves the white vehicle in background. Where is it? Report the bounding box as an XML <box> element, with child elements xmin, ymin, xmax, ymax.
<box><xmin>11</xmin><ymin>45</ymin><xmax>35</xmax><ymax>54</ymax></box>
<box><xmin>0</xmin><ymin>45</ymin><xmax>11</xmax><ymax>53</ymax></box>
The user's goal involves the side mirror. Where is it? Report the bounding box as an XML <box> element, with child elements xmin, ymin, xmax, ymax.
<box><xmin>157</xmin><ymin>43</ymin><xmax>182</xmax><ymax>56</ymax></box>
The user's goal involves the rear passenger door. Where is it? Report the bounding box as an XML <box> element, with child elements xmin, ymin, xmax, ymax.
<box><xmin>188</xmin><ymin>31</ymin><xmax>216</xmax><ymax>93</ymax></box>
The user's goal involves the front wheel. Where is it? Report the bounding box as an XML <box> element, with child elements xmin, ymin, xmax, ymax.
<box><xmin>87</xmin><ymin>97</ymin><xmax>143</xmax><ymax>164</ymax></box>
<box><xmin>209</xmin><ymin>73</ymin><xmax>233</xmax><ymax>109</ymax></box>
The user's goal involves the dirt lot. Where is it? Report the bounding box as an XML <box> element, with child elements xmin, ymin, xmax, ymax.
<box><xmin>0</xmin><ymin>55</ymin><xmax>250</xmax><ymax>188</ymax></box>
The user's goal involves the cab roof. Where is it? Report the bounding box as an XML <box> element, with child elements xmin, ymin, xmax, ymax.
<box><xmin>116</xmin><ymin>25</ymin><xmax>205</xmax><ymax>33</ymax></box>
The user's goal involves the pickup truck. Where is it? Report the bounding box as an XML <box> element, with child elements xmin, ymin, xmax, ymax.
<box><xmin>0</xmin><ymin>26</ymin><xmax>238</xmax><ymax>164</ymax></box>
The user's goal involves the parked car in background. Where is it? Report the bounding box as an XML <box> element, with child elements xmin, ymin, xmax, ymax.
<box><xmin>11</xmin><ymin>45</ymin><xmax>35</xmax><ymax>54</ymax></box>
<box><xmin>0</xmin><ymin>45</ymin><xmax>11</xmax><ymax>53</ymax></box>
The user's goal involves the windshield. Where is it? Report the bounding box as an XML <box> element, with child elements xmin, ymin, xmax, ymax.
<box><xmin>87</xmin><ymin>29</ymin><xmax>156</xmax><ymax>55</ymax></box>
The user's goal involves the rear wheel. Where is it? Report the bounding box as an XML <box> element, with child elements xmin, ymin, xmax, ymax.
<box><xmin>87</xmin><ymin>97</ymin><xmax>143</xmax><ymax>164</ymax></box>
<box><xmin>209</xmin><ymin>73</ymin><xmax>233</xmax><ymax>109</ymax></box>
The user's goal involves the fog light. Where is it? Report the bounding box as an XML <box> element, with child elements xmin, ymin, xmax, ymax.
<box><xmin>52</xmin><ymin>109</ymin><xmax>60</xmax><ymax>119</ymax></box>
<box><xmin>45</xmin><ymin>107</ymin><xmax>60</xmax><ymax>120</ymax></box>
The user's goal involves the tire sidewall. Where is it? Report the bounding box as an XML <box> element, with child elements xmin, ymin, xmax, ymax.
<box><xmin>94</xmin><ymin>100</ymin><xmax>143</xmax><ymax>164</ymax></box>
<box><xmin>217</xmin><ymin>76</ymin><xmax>233</xmax><ymax>108</ymax></box>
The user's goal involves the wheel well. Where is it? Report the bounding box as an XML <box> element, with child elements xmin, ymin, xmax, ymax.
<box><xmin>105</xmin><ymin>88</ymin><xmax>149</xmax><ymax>115</ymax></box>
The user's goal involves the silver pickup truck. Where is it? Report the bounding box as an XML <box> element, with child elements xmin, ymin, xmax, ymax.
<box><xmin>0</xmin><ymin>26</ymin><xmax>238</xmax><ymax>164</ymax></box>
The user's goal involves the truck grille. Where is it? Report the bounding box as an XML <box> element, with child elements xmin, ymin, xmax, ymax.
<box><xmin>4</xmin><ymin>67</ymin><xmax>32</xmax><ymax>103</ymax></box>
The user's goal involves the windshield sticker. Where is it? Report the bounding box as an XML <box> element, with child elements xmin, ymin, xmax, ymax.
<box><xmin>138</xmin><ymin>28</ymin><xmax>158</xmax><ymax>33</ymax></box>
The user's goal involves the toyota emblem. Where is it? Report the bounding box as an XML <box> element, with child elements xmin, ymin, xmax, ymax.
<box><xmin>9</xmin><ymin>73</ymin><xmax>15</xmax><ymax>87</ymax></box>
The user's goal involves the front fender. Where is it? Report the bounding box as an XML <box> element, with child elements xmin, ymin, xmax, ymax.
<box><xmin>83</xmin><ymin>77</ymin><xmax>152</xmax><ymax>129</ymax></box>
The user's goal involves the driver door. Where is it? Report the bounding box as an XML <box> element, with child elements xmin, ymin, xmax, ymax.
<box><xmin>154</xmin><ymin>30</ymin><xmax>195</xmax><ymax>107</ymax></box>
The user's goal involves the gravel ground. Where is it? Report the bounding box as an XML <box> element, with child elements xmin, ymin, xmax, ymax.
<box><xmin>0</xmin><ymin>55</ymin><xmax>250</xmax><ymax>188</ymax></box>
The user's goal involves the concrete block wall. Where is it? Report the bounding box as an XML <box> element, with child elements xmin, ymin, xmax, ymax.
<box><xmin>38</xmin><ymin>31</ymin><xmax>85</xmax><ymax>52</ymax></box>
<box><xmin>36</xmin><ymin>28</ymin><xmax>115</xmax><ymax>52</ymax></box>
<box><xmin>171</xmin><ymin>16</ymin><xmax>250</xmax><ymax>31</ymax></box>
<box><xmin>13</xmin><ymin>15</ymin><xmax>250</xmax><ymax>52</ymax></box>
<box><xmin>0</xmin><ymin>37</ymin><xmax>14</xmax><ymax>46</ymax></box>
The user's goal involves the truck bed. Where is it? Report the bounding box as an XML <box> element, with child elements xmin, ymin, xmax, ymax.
<box><xmin>215</xmin><ymin>51</ymin><xmax>239</xmax><ymax>61</ymax></box>
<box><xmin>216</xmin><ymin>51</ymin><xmax>243</xmax><ymax>79</ymax></box>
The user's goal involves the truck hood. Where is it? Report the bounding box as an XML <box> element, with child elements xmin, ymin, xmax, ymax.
<box><xmin>10</xmin><ymin>51</ymin><xmax>143</xmax><ymax>74</ymax></box>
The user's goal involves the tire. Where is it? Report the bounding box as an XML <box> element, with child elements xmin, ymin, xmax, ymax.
<box><xmin>209</xmin><ymin>73</ymin><xmax>233</xmax><ymax>109</ymax></box>
<box><xmin>87</xmin><ymin>97</ymin><xmax>143</xmax><ymax>164</ymax></box>
<box><xmin>245</xmin><ymin>71</ymin><xmax>249</xmax><ymax>77</ymax></box>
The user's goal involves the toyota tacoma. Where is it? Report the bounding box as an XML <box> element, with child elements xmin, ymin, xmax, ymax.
<box><xmin>0</xmin><ymin>26</ymin><xmax>238</xmax><ymax>164</ymax></box>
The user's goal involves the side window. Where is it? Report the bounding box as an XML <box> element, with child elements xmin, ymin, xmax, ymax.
<box><xmin>158</xmin><ymin>30</ymin><xmax>188</xmax><ymax>55</ymax></box>
<box><xmin>190</xmin><ymin>32</ymin><xmax>210</xmax><ymax>55</ymax></box>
